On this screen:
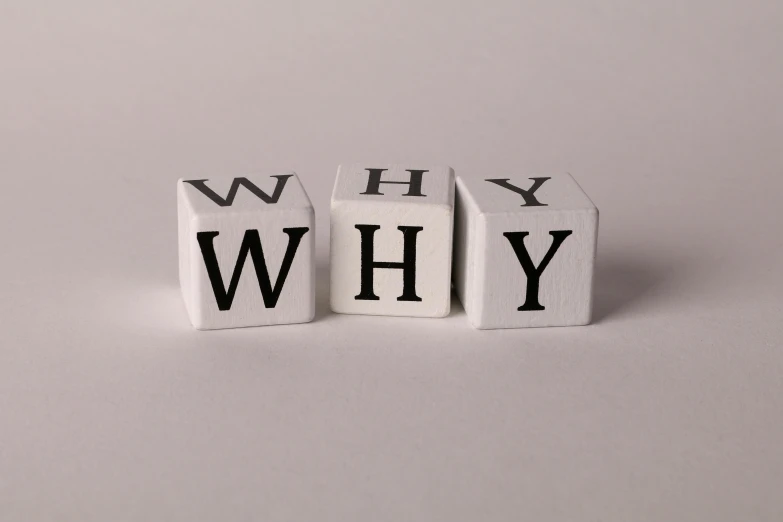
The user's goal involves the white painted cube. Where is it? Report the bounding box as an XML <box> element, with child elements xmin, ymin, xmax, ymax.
<box><xmin>177</xmin><ymin>172</ymin><xmax>315</xmax><ymax>330</ymax></box>
<box><xmin>330</xmin><ymin>164</ymin><xmax>455</xmax><ymax>318</ymax></box>
<box><xmin>453</xmin><ymin>174</ymin><xmax>598</xmax><ymax>329</ymax></box>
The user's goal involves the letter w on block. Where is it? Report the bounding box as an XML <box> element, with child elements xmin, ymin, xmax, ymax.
<box><xmin>183</xmin><ymin>175</ymin><xmax>293</xmax><ymax>206</ymax></box>
<box><xmin>196</xmin><ymin>228</ymin><xmax>310</xmax><ymax>310</ymax></box>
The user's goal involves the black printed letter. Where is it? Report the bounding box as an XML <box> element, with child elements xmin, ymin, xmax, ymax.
<box><xmin>354</xmin><ymin>224</ymin><xmax>423</xmax><ymax>301</ymax></box>
<box><xmin>184</xmin><ymin>175</ymin><xmax>292</xmax><ymax>207</ymax></box>
<box><xmin>503</xmin><ymin>230</ymin><xmax>572</xmax><ymax>311</ymax></box>
<box><xmin>197</xmin><ymin>227</ymin><xmax>309</xmax><ymax>310</ymax></box>
<box><xmin>485</xmin><ymin>178</ymin><xmax>550</xmax><ymax>207</ymax></box>
<box><xmin>360</xmin><ymin>168</ymin><xmax>427</xmax><ymax>197</ymax></box>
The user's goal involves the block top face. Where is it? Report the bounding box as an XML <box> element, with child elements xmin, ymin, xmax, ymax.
<box><xmin>179</xmin><ymin>172</ymin><xmax>312</xmax><ymax>215</ymax></box>
<box><xmin>332</xmin><ymin>164</ymin><xmax>454</xmax><ymax>207</ymax></box>
<box><xmin>457</xmin><ymin>173</ymin><xmax>596</xmax><ymax>214</ymax></box>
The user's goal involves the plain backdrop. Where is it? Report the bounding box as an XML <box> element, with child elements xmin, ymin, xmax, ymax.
<box><xmin>1</xmin><ymin>1</ymin><xmax>782</xmax><ymax>521</ymax></box>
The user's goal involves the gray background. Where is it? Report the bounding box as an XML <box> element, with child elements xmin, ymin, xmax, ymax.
<box><xmin>1</xmin><ymin>1</ymin><xmax>782</xmax><ymax>520</ymax></box>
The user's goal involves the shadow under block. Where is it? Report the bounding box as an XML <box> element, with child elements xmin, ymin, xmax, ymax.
<box><xmin>330</xmin><ymin>164</ymin><xmax>455</xmax><ymax>317</ymax></box>
<box><xmin>177</xmin><ymin>173</ymin><xmax>315</xmax><ymax>330</ymax></box>
<box><xmin>453</xmin><ymin>174</ymin><xmax>598</xmax><ymax>329</ymax></box>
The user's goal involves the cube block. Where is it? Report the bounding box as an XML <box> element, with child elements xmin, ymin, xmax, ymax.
<box><xmin>178</xmin><ymin>172</ymin><xmax>315</xmax><ymax>330</ymax></box>
<box><xmin>453</xmin><ymin>173</ymin><xmax>598</xmax><ymax>329</ymax></box>
<box><xmin>330</xmin><ymin>164</ymin><xmax>455</xmax><ymax>317</ymax></box>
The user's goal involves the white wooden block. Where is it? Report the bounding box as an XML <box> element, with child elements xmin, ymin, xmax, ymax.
<box><xmin>177</xmin><ymin>172</ymin><xmax>315</xmax><ymax>330</ymax></box>
<box><xmin>330</xmin><ymin>164</ymin><xmax>455</xmax><ymax>317</ymax></box>
<box><xmin>453</xmin><ymin>173</ymin><xmax>598</xmax><ymax>329</ymax></box>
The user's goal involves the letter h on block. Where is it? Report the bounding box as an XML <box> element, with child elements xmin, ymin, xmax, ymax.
<box><xmin>453</xmin><ymin>173</ymin><xmax>599</xmax><ymax>329</ymax></box>
<box><xmin>330</xmin><ymin>165</ymin><xmax>455</xmax><ymax>317</ymax></box>
<box><xmin>177</xmin><ymin>173</ymin><xmax>315</xmax><ymax>329</ymax></box>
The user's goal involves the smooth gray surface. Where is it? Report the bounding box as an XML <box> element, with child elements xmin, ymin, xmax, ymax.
<box><xmin>1</xmin><ymin>2</ymin><xmax>782</xmax><ymax>520</ymax></box>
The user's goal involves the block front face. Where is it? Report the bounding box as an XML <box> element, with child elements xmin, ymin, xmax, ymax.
<box><xmin>454</xmin><ymin>175</ymin><xmax>598</xmax><ymax>329</ymax></box>
<box><xmin>330</xmin><ymin>165</ymin><xmax>455</xmax><ymax>318</ymax></box>
<box><xmin>178</xmin><ymin>173</ymin><xmax>315</xmax><ymax>330</ymax></box>
<box><xmin>477</xmin><ymin>209</ymin><xmax>597</xmax><ymax>328</ymax></box>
